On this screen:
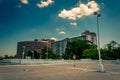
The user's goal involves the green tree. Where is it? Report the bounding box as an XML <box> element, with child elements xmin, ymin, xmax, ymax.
<box><xmin>62</xmin><ymin>52</ymin><xmax>75</xmax><ymax>59</ymax></box>
<box><xmin>41</xmin><ymin>47</ymin><xmax>60</xmax><ymax>59</ymax></box>
<box><xmin>4</xmin><ymin>55</ymin><xmax>9</xmax><ymax>59</ymax></box>
<box><xmin>82</xmin><ymin>49</ymin><xmax>98</xmax><ymax>59</ymax></box>
<box><xmin>107</xmin><ymin>41</ymin><xmax>120</xmax><ymax>50</ymax></box>
<box><xmin>65</xmin><ymin>39</ymin><xmax>96</xmax><ymax>59</ymax></box>
<box><xmin>25</xmin><ymin>50</ymin><xmax>40</xmax><ymax>59</ymax></box>
<box><xmin>0</xmin><ymin>56</ymin><xmax>3</xmax><ymax>60</ymax></box>
<box><xmin>101</xmin><ymin>41</ymin><xmax>120</xmax><ymax>60</ymax></box>
<box><xmin>62</xmin><ymin>53</ymin><xmax>69</xmax><ymax>59</ymax></box>
<box><xmin>101</xmin><ymin>49</ymin><xmax>111</xmax><ymax>60</ymax></box>
<box><xmin>41</xmin><ymin>47</ymin><xmax>47</xmax><ymax>59</ymax></box>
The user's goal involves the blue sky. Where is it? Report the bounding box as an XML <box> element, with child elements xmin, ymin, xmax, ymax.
<box><xmin>0</xmin><ymin>0</ymin><xmax>120</xmax><ymax>56</ymax></box>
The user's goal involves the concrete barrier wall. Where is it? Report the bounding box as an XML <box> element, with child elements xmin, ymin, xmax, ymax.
<box><xmin>11</xmin><ymin>59</ymin><xmax>21</xmax><ymax>64</ymax></box>
<box><xmin>0</xmin><ymin>59</ymin><xmax>120</xmax><ymax>65</ymax></box>
<box><xmin>0</xmin><ymin>59</ymin><xmax>11</xmax><ymax>65</ymax></box>
<box><xmin>20</xmin><ymin>59</ymin><xmax>45</xmax><ymax>64</ymax></box>
<box><xmin>10</xmin><ymin>59</ymin><xmax>65</xmax><ymax>64</ymax></box>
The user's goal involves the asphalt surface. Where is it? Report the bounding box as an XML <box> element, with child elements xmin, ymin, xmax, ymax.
<box><xmin>0</xmin><ymin>61</ymin><xmax>120</xmax><ymax>80</ymax></box>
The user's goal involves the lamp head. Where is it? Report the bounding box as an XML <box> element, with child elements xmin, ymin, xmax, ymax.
<box><xmin>94</xmin><ymin>12</ymin><xmax>101</xmax><ymax>17</ymax></box>
<box><xmin>94</xmin><ymin>12</ymin><xmax>98</xmax><ymax>15</ymax></box>
<box><xmin>97</xmin><ymin>14</ymin><xmax>101</xmax><ymax>17</ymax></box>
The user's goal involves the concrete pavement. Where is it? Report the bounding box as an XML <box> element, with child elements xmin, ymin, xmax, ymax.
<box><xmin>0</xmin><ymin>61</ymin><xmax>120</xmax><ymax>80</ymax></box>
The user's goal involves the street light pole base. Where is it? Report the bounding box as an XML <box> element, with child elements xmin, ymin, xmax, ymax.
<box><xmin>97</xmin><ymin>63</ymin><xmax>104</xmax><ymax>72</ymax></box>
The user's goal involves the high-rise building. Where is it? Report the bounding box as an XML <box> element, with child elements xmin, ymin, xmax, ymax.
<box><xmin>81</xmin><ymin>30</ymin><xmax>97</xmax><ymax>45</ymax></box>
<box><xmin>52</xmin><ymin>38</ymin><xmax>68</xmax><ymax>55</ymax></box>
<box><xmin>52</xmin><ymin>30</ymin><xmax>97</xmax><ymax>55</ymax></box>
<box><xmin>17</xmin><ymin>39</ymin><xmax>54</xmax><ymax>58</ymax></box>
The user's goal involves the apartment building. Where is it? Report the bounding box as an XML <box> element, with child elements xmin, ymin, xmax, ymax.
<box><xmin>52</xmin><ymin>30</ymin><xmax>97</xmax><ymax>55</ymax></box>
<box><xmin>17</xmin><ymin>39</ymin><xmax>54</xmax><ymax>58</ymax></box>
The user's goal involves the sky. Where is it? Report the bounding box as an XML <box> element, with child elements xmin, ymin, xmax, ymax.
<box><xmin>0</xmin><ymin>0</ymin><xmax>120</xmax><ymax>56</ymax></box>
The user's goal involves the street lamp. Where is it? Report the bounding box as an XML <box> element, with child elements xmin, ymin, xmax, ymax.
<box><xmin>31</xmin><ymin>51</ymin><xmax>34</xmax><ymax>59</ymax></box>
<box><xmin>46</xmin><ymin>41</ymin><xmax>49</xmax><ymax>60</ymax></box>
<box><xmin>22</xmin><ymin>46</ymin><xmax>26</xmax><ymax>59</ymax></box>
<box><xmin>94</xmin><ymin>12</ymin><xmax>104</xmax><ymax>72</ymax></box>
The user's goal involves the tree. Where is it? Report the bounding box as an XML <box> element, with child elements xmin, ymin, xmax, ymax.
<box><xmin>82</xmin><ymin>49</ymin><xmax>98</xmax><ymax>59</ymax></box>
<box><xmin>65</xmin><ymin>39</ymin><xmax>96</xmax><ymax>59</ymax></box>
<box><xmin>101</xmin><ymin>49</ymin><xmax>111</xmax><ymax>60</ymax></box>
<box><xmin>107</xmin><ymin>41</ymin><xmax>120</xmax><ymax>50</ymax></box>
<box><xmin>41</xmin><ymin>47</ymin><xmax>47</xmax><ymax>59</ymax></box>
<box><xmin>41</xmin><ymin>47</ymin><xmax>61</xmax><ymax>59</ymax></box>
<box><xmin>62</xmin><ymin>52</ymin><xmax>75</xmax><ymax>59</ymax></box>
<box><xmin>4</xmin><ymin>55</ymin><xmax>9</xmax><ymax>59</ymax></box>
<box><xmin>62</xmin><ymin>54</ymin><xmax>69</xmax><ymax>59</ymax></box>
<box><xmin>25</xmin><ymin>50</ymin><xmax>40</xmax><ymax>59</ymax></box>
<box><xmin>0</xmin><ymin>56</ymin><xmax>3</xmax><ymax>60</ymax></box>
<box><xmin>101</xmin><ymin>41</ymin><xmax>120</xmax><ymax>60</ymax></box>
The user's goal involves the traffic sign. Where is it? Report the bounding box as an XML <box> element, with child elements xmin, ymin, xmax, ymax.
<box><xmin>73</xmin><ymin>55</ymin><xmax>76</xmax><ymax>60</ymax></box>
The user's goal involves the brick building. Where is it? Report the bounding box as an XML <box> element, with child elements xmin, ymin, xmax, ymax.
<box><xmin>17</xmin><ymin>39</ymin><xmax>54</xmax><ymax>58</ymax></box>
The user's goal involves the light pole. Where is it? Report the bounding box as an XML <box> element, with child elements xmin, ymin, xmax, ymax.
<box><xmin>31</xmin><ymin>51</ymin><xmax>34</xmax><ymax>59</ymax></box>
<box><xmin>46</xmin><ymin>41</ymin><xmax>49</xmax><ymax>60</ymax></box>
<box><xmin>94</xmin><ymin>12</ymin><xmax>104</xmax><ymax>72</ymax></box>
<box><xmin>22</xmin><ymin>46</ymin><xmax>26</xmax><ymax>59</ymax></box>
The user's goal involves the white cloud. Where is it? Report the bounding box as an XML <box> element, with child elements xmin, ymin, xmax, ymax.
<box><xmin>70</xmin><ymin>22</ymin><xmax>77</xmax><ymax>26</ymax></box>
<box><xmin>37</xmin><ymin>0</ymin><xmax>54</xmax><ymax>8</ymax></box>
<box><xmin>18</xmin><ymin>5</ymin><xmax>22</xmax><ymax>8</ymax></box>
<box><xmin>56</xmin><ymin>28</ymin><xmax>60</xmax><ymax>32</ymax></box>
<box><xmin>58</xmin><ymin>1</ymin><xmax>100</xmax><ymax>20</ymax></box>
<box><xmin>20</xmin><ymin>0</ymin><xmax>28</xmax><ymax>4</ymax></box>
<box><xmin>50</xmin><ymin>37</ymin><xmax>57</xmax><ymax>41</ymax></box>
<box><xmin>59</xmin><ymin>31</ymin><xmax>66</xmax><ymax>35</ymax></box>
